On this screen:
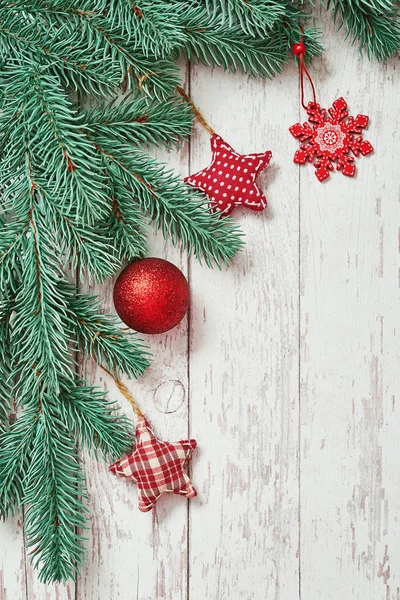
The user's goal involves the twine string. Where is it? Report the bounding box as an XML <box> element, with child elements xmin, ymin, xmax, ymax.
<box><xmin>177</xmin><ymin>86</ymin><xmax>215</xmax><ymax>136</ymax></box>
<box><xmin>100</xmin><ymin>365</ymin><xmax>144</xmax><ymax>418</ymax></box>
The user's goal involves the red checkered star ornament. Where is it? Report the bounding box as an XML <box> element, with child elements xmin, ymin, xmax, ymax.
<box><xmin>289</xmin><ymin>97</ymin><xmax>373</xmax><ymax>182</ymax></box>
<box><xmin>110</xmin><ymin>416</ymin><xmax>197</xmax><ymax>512</ymax></box>
<box><xmin>185</xmin><ymin>133</ymin><xmax>272</xmax><ymax>216</ymax></box>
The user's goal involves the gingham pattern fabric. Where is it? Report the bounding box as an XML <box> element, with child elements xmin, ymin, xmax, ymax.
<box><xmin>110</xmin><ymin>416</ymin><xmax>197</xmax><ymax>512</ymax></box>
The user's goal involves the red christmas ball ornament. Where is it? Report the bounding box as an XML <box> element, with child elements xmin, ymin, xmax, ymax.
<box><xmin>113</xmin><ymin>258</ymin><xmax>189</xmax><ymax>334</ymax></box>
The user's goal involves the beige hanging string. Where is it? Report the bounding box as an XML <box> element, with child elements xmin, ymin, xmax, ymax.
<box><xmin>100</xmin><ymin>365</ymin><xmax>144</xmax><ymax>418</ymax></box>
<box><xmin>177</xmin><ymin>86</ymin><xmax>215</xmax><ymax>136</ymax></box>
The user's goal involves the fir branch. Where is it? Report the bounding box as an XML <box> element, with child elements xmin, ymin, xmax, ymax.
<box><xmin>0</xmin><ymin>406</ymin><xmax>38</xmax><ymax>517</ymax></box>
<box><xmin>180</xmin><ymin>7</ymin><xmax>322</xmax><ymax>78</ymax></box>
<box><xmin>60</xmin><ymin>381</ymin><xmax>134</xmax><ymax>460</ymax></box>
<box><xmin>106</xmin><ymin>168</ymin><xmax>149</xmax><ymax>263</ymax></box>
<box><xmin>50</xmin><ymin>207</ymin><xmax>120</xmax><ymax>283</ymax></box>
<box><xmin>0</xmin><ymin>7</ymin><xmax>119</xmax><ymax>95</ymax></box>
<box><xmin>204</xmin><ymin>0</ymin><xmax>288</xmax><ymax>36</ymax></box>
<box><xmin>23</xmin><ymin>393</ymin><xmax>88</xmax><ymax>583</ymax></box>
<box><xmin>182</xmin><ymin>12</ymin><xmax>288</xmax><ymax>78</ymax></box>
<box><xmin>89</xmin><ymin>140</ymin><xmax>245</xmax><ymax>267</ymax></box>
<box><xmin>0</xmin><ymin>64</ymin><xmax>111</xmax><ymax>224</ymax></box>
<box><xmin>65</xmin><ymin>9</ymin><xmax>182</xmax><ymax>99</ymax></box>
<box><xmin>326</xmin><ymin>0</ymin><xmax>400</xmax><ymax>60</ymax></box>
<box><xmin>0</xmin><ymin>216</ymin><xmax>28</xmax><ymax>289</ymax></box>
<box><xmin>83</xmin><ymin>95</ymin><xmax>194</xmax><ymax>149</ymax></box>
<box><xmin>106</xmin><ymin>0</ymin><xmax>323</xmax><ymax>64</ymax></box>
<box><xmin>12</xmin><ymin>206</ymin><xmax>75</xmax><ymax>402</ymax></box>
<box><xmin>96</xmin><ymin>0</ymin><xmax>187</xmax><ymax>54</ymax></box>
<box><xmin>10</xmin><ymin>0</ymin><xmax>182</xmax><ymax>96</ymax></box>
<box><xmin>0</xmin><ymin>303</ymin><xmax>13</xmax><ymax>433</ymax></box>
<box><xmin>69</xmin><ymin>292</ymin><xmax>151</xmax><ymax>379</ymax></box>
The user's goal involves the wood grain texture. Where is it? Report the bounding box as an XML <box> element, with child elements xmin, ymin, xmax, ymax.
<box><xmin>299</xmin><ymin>8</ymin><xmax>400</xmax><ymax>600</ymax></box>
<box><xmin>0</xmin><ymin>9</ymin><xmax>399</xmax><ymax>599</ymax></box>
<box><xmin>188</xmin><ymin>60</ymin><xmax>300</xmax><ymax>600</ymax></box>
<box><xmin>0</xmin><ymin>514</ymin><xmax>26</xmax><ymax>600</ymax></box>
<box><xmin>77</xmin><ymin>67</ymin><xmax>191</xmax><ymax>600</ymax></box>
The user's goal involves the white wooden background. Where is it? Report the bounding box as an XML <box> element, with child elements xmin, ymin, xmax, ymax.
<box><xmin>1</xmin><ymin>7</ymin><xmax>399</xmax><ymax>600</ymax></box>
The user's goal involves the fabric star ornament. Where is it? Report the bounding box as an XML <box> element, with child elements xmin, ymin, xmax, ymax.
<box><xmin>110</xmin><ymin>416</ymin><xmax>197</xmax><ymax>512</ymax></box>
<box><xmin>289</xmin><ymin>97</ymin><xmax>373</xmax><ymax>182</ymax></box>
<box><xmin>185</xmin><ymin>133</ymin><xmax>272</xmax><ymax>216</ymax></box>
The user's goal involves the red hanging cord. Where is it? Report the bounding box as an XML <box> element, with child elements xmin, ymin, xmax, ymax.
<box><xmin>298</xmin><ymin>53</ymin><xmax>317</xmax><ymax>109</ymax></box>
<box><xmin>292</xmin><ymin>29</ymin><xmax>317</xmax><ymax>109</ymax></box>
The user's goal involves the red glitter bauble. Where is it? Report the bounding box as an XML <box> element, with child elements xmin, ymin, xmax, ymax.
<box><xmin>113</xmin><ymin>258</ymin><xmax>189</xmax><ymax>334</ymax></box>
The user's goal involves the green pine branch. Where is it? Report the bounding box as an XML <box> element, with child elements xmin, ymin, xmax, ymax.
<box><xmin>12</xmin><ymin>208</ymin><xmax>74</xmax><ymax>400</ymax></box>
<box><xmin>83</xmin><ymin>95</ymin><xmax>194</xmax><ymax>149</ymax></box>
<box><xmin>0</xmin><ymin>64</ymin><xmax>111</xmax><ymax>224</ymax></box>
<box><xmin>61</xmin><ymin>381</ymin><xmax>134</xmax><ymax>461</ymax></box>
<box><xmin>206</xmin><ymin>0</ymin><xmax>288</xmax><ymax>35</ymax></box>
<box><xmin>0</xmin><ymin>407</ymin><xmax>38</xmax><ymax>517</ymax></box>
<box><xmin>183</xmin><ymin>21</ymin><xmax>288</xmax><ymax>78</ymax></box>
<box><xmin>70</xmin><ymin>292</ymin><xmax>151</xmax><ymax>379</ymax></box>
<box><xmin>0</xmin><ymin>303</ymin><xmax>13</xmax><ymax>434</ymax></box>
<box><xmin>23</xmin><ymin>393</ymin><xmax>88</xmax><ymax>583</ymax></box>
<box><xmin>326</xmin><ymin>0</ymin><xmax>400</xmax><ymax>61</ymax></box>
<box><xmin>0</xmin><ymin>216</ymin><xmax>28</xmax><ymax>289</ymax></box>
<box><xmin>86</xmin><ymin>137</ymin><xmax>245</xmax><ymax>267</ymax></box>
<box><xmin>51</xmin><ymin>209</ymin><xmax>120</xmax><ymax>284</ymax></box>
<box><xmin>106</xmin><ymin>166</ymin><xmax>150</xmax><ymax>263</ymax></box>
<box><xmin>0</xmin><ymin>93</ymin><xmax>150</xmax><ymax>580</ymax></box>
<box><xmin>0</xmin><ymin>6</ymin><xmax>119</xmax><ymax>95</ymax></box>
<box><xmin>92</xmin><ymin>0</ymin><xmax>189</xmax><ymax>56</ymax></box>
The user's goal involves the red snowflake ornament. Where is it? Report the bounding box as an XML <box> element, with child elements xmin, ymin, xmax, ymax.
<box><xmin>289</xmin><ymin>97</ymin><xmax>373</xmax><ymax>182</ymax></box>
<box><xmin>110</xmin><ymin>416</ymin><xmax>197</xmax><ymax>512</ymax></box>
<box><xmin>185</xmin><ymin>133</ymin><xmax>272</xmax><ymax>216</ymax></box>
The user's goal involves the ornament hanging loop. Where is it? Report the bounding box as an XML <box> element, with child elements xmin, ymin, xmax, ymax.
<box><xmin>292</xmin><ymin>32</ymin><xmax>317</xmax><ymax>110</ymax></box>
<box><xmin>177</xmin><ymin>86</ymin><xmax>216</xmax><ymax>136</ymax></box>
<box><xmin>100</xmin><ymin>365</ymin><xmax>144</xmax><ymax>418</ymax></box>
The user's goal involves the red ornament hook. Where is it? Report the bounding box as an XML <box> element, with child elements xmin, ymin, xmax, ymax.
<box><xmin>291</xmin><ymin>30</ymin><xmax>317</xmax><ymax>109</ymax></box>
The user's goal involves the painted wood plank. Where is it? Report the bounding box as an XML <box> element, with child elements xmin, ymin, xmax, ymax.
<box><xmin>188</xmin><ymin>60</ymin><xmax>301</xmax><ymax>600</ymax></box>
<box><xmin>0</xmin><ymin>513</ymin><xmax>27</xmax><ymax>600</ymax></box>
<box><xmin>76</xmin><ymin>251</ymin><xmax>190</xmax><ymax>600</ymax></box>
<box><xmin>76</xmin><ymin>75</ymin><xmax>192</xmax><ymax>598</ymax></box>
<box><xmin>299</xmin><ymin>8</ymin><xmax>400</xmax><ymax>600</ymax></box>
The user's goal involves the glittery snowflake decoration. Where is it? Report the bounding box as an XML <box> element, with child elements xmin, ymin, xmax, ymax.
<box><xmin>289</xmin><ymin>97</ymin><xmax>373</xmax><ymax>182</ymax></box>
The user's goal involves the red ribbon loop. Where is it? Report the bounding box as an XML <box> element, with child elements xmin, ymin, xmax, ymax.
<box><xmin>299</xmin><ymin>53</ymin><xmax>317</xmax><ymax>109</ymax></box>
<box><xmin>292</xmin><ymin>29</ymin><xmax>317</xmax><ymax>109</ymax></box>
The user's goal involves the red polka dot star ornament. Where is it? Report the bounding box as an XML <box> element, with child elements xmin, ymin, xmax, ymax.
<box><xmin>177</xmin><ymin>86</ymin><xmax>271</xmax><ymax>217</ymax></box>
<box><xmin>185</xmin><ymin>133</ymin><xmax>272</xmax><ymax>216</ymax></box>
<box><xmin>113</xmin><ymin>257</ymin><xmax>189</xmax><ymax>334</ymax></box>
<box><xmin>289</xmin><ymin>34</ymin><xmax>373</xmax><ymax>182</ymax></box>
